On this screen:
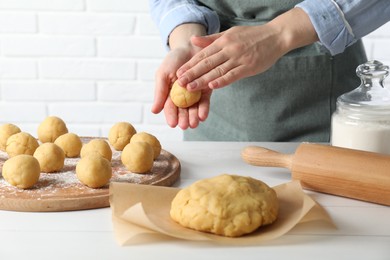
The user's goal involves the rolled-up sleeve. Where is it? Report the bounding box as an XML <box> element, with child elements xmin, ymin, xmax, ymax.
<box><xmin>149</xmin><ymin>0</ymin><xmax>220</xmax><ymax>47</ymax></box>
<box><xmin>297</xmin><ymin>0</ymin><xmax>390</xmax><ymax>55</ymax></box>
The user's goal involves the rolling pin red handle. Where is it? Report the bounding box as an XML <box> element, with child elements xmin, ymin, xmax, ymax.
<box><xmin>241</xmin><ymin>146</ymin><xmax>294</xmax><ymax>170</ymax></box>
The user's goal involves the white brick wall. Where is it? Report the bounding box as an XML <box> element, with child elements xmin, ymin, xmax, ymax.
<box><xmin>0</xmin><ymin>2</ymin><xmax>389</xmax><ymax>142</ymax></box>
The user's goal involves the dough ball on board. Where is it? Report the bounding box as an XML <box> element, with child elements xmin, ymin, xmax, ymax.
<box><xmin>170</xmin><ymin>174</ymin><xmax>279</xmax><ymax>237</ymax></box>
<box><xmin>2</xmin><ymin>155</ymin><xmax>41</xmax><ymax>189</ymax></box>
<box><xmin>108</xmin><ymin>122</ymin><xmax>136</xmax><ymax>151</ymax></box>
<box><xmin>80</xmin><ymin>139</ymin><xmax>112</xmax><ymax>161</ymax></box>
<box><xmin>130</xmin><ymin>132</ymin><xmax>161</xmax><ymax>159</ymax></box>
<box><xmin>37</xmin><ymin>116</ymin><xmax>68</xmax><ymax>143</ymax></box>
<box><xmin>170</xmin><ymin>80</ymin><xmax>201</xmax><ymax>108</ymax></box>
<box><xmin>0</xmin><ymin>123</ymin><xmax>21</xmax><ymax>151</ymax></box>
<box><xmin>6</xmin><ymin>132</ymin><xmax>39</xmax><ymax>158</ymax></box>
<box><xmin>33</xmin><ymin>143</ymin><xmax>65</xmax><ymax>173</ymax></box>
<box><xmin>54</xmin><ymin>133</ymin><xmax>82</xmax><ymax>158</ymax></box>
<box><xmin>76</xmin><ymin>154</ymin><xmax>112</xmax><ymax>188</ymax></box>
<box><xmin>121</xmin><ymin>142</ymin><xmax>154</xmax><ymax>174</ymax></box>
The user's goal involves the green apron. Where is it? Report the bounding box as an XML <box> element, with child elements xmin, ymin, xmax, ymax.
<box><xmin>184</xmin><ymin>0</ymin><xmax>367</xmax><ymax>142</ymax></box>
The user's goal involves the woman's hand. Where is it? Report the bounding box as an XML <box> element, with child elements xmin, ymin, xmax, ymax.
<box><xmin>176</xmin><ymin>7</ymin><xmax>318</xmax><ymax>91</ymax></box>
<box><xmin>151</xmin><ymin>23</ymin><xmax>212</xmax><ymax>130</ymax></box>
<box><xmin>175</xmin><ymin>25</ymin><xmax>283</xmax><ymax>91</ymax></box>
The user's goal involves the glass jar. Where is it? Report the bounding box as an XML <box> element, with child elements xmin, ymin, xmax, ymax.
<box><xmin>331</xmin><ymin>60</ymin><xmax>390</xmax><ymax>154</ymax></box>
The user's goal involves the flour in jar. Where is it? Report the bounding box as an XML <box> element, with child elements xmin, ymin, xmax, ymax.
<box><xmin>331</xmin><ymin>115</ymin><xmax>390</xmax><ymax>154</ymax></box>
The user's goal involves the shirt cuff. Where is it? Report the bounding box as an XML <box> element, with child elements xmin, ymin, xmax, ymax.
<box><xmin>158</xmin><ymin>4</ymin><xmax>220</xmax><ymax>48</ymax></box>
<box><xmin>296</xmin><ymin>0</ymin><xmax>356</xmax><ymax>55</ymax></box>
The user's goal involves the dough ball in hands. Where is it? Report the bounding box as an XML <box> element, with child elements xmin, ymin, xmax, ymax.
<box><xmin>37</xmin><ymin>116</ymin><xmax>68</xmax><ymax>143</ymax></box>
<box><xmin>6</xmin><ymin>132</ymin><xmax>39</xmax><ymax>158</ymax></box>
<box><xmin>0</xmin><ymin>123</ymin><xmax>21</xmax><ymax>151</ymax></box>
<box><xmin>108</xmin><ymin>122</ymin><xmax>136</xmax><ymax>151</ymax></box>
<box><xmin>130</xmin><ymin>132</ymin><xmax>161</xmax><ymax>159</ymax></box>
<box><xmin>76</xmin><ymin>154</ymin><xmax>112</xmax><ymax>188</ymax></box>
<box><xmin>121</xmin><ymin>142</ymin><xmax>154</xmax><ymax>173</ymax></box>
<box><xmin>33</xmin><ymin>143</ymin><xmax>65</xmax><ymax>173</ymax></box>
<box><xmin>80</xmin><ymin>139</ymin><xmax>112</xmax><ymax>161</ymax></box>
<box><xmin>54</xmin><ymin>133</ymin><xmax>82</xmax><ymax>158</ymax></box>
<box><xmin>170</xmin><ymin>80</ymin><xmax>201</xmax><ymax>108</ymax></box>
<box><xmin>170</xmin><ymin>174</ymin><xmax>279</xmax><ymax>237</ymax></box>
<box><xmin>2</xmin><ymin>155</ymin><xmax>41</xmax><ymax>189</ymax></box>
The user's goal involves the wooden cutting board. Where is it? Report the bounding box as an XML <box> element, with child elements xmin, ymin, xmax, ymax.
<box><xmin>0</xmin><ymin>137</ymin><xmax>180</xmax><ymax>212</ymax></box>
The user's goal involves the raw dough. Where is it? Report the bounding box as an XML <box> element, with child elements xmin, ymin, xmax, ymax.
<box><xmin>170</xmin><ymin>174</ymin><xmax>279</xmax><ymax>237</ymax></box>
<box><xmin>80</xmin><ymin>139</ymin><xmax>112</xmax><ymax>161</ymax></box>
<box><xmin>6</xmin><ymin>132</ymin><xmax>39</xmax><ymax>158</ymax></box>
<box><xmin>33</xmin><ymin>143</ymin><xmax>65</xmax><ymax>173</ymax></box>
<box><xmin>108</xmin><ymin>122</ymin><xmax>136</xmax><ymax>151</ymax></box>
<box><xmin>2</xmin><ymin>154</ymin><xmax>41</xmax><ymax>189</ymax></box>
<box><xmin>130</xmin><ymin>132</ymin><xmax>161</xmax><ymax>159</ymax></box>
<box><xmin>121</xmin><ymin>142</ymin><xmax>154</xmax><ymax>173</ymax></box>
<box><xmin>170</xmin><ymin>80</ymin><xmax>201</xmax><ymax>108</ymax></box>
<box><xmin>37</xmin><ymin>116</ymin><xmax>68</xmax><ymax>143</ymax></box>
<box><xmin>54</xmin><ymin>133</ymin><xmax>82</xmax><ymax>158</ymax></box>
<box><xmin>0</xmin><ymin>123</ymin><xmax>21</xmax><ymax>151</ymax></box>
<box><xmin>76</xmin><ymin>154</ymin><xmax>112</xmax><ymax>188</ymax></box>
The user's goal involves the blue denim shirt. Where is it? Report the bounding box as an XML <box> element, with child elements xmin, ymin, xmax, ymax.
<box><xmin>149</xmin><ymin>0</ymin><xmax>390</xmax><ymax>55</ymax></box>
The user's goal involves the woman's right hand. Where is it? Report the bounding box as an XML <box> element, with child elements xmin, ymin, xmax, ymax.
<box><xmin>151</xmin><ymin>24</ymin><xmax>212</xmax><ymax>130</ymax></box>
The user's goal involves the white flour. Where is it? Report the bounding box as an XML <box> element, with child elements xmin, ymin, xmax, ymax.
<box><xmin>331</xmin><ymin>115</ymin><xmax>390</xmax><ymax>154</ymax></box>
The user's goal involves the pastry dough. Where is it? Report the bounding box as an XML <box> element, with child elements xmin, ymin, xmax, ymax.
<box><xmin>6</xmin><ymin>132</ymin><xmax>39</xmax><ymax>158</ymax></box>
<box><xmin>76</xmin><ymin>154</ymin><xmax>112</xmax><ymax>188</ymax></box>
<box><xmin>33</xmin><ymin>143</ymin><xmax>65</xmax><ymax>173</ymax></box>
<box><xmin>170</xmin><ymin>80</ymin><xmax>201</xmax><ymax>108</ymax></box>
<box><xmin>2</xmin><ymin>155</ymin><xmax>41</xmax><ymax>189</ymax></box>
<box><xmin>54</xmin><ymin>133</ymin><xmax>82</xmax><ymax>158</ymax></box>
<box><xmin>130</xmin><ymin>132</ymin><xmax>161</xmax><ymax>159</ymax></box>
<box><xmin>121</xmin><ymin>142</ymin><xmax>154</xmax><ymax>173</ymax></box>
<box><xmin>80</xmin><ymin>139</ymin><xmax>112</xmax><ymax>161</ymax></box>
<box><xmin>170</xmin><ymin>174</ymin><xmax>279</xmax><ymax>237</ymax></box>
<box><xmin>37</xmin><ymin>116</ymin><xmax>68</xmax><ymax>143</ymax></box>
<box><xmin>0</xmin><ymin>123</ymin><xmax>21</xmax><ymax>151</ymax></box>
<box><xmin>108</xmin><ymin>122</ymin><xmax>136</xmax><ymax>151</ymax></box>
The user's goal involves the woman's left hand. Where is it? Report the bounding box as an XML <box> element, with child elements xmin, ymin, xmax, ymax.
<box><xmin>175</xmin><ymin>25</ymin><xmax>285</xmax><ymax>91</ymax></box>
<box><xmin>176</xmin><ymin>8</ymin><xmax>319</xmax><ymax>91</ymax></box>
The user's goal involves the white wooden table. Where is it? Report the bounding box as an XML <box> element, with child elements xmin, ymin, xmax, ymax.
<box><xmin>0</xmin><ymin>142</ymin><xmax>389</xmax><ymax>260</ymax></box>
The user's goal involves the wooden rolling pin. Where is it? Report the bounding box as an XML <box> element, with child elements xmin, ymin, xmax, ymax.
<box><xmin>241</xmin><ymin>143</ymin><xmax>390</xmax><ymax>206</ymax></box>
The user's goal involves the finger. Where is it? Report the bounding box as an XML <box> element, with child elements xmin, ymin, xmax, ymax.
<box><xmin>152</xmin><ymin>75</ymin><xmax>174</xmax><ymax>114</ymax></box>
<box><xmin>177</xmin><ymin>107</ymin><xmax>190</xmax><ymax>130</ymax></box>
<box><xmin>178</xmin><ymin>50</ymin><xmax>228</xmax><ymax>90</ymax></box>
<box><xmin>163</xmin><ymin>98</ymin><xmax>179</xmax><ymax>128</ymax></box>
<box><xmin>188</xmin><ymin>105</ymin><xmax>200</xmax><ymax>128</ymax></box>
<box><xmin>185</xmin><ymin>59</ymin><xmax>238</xmax><ymax>91</ymax></box>
<box><xmin>198</xmin><ymin>90</ymin><xmax>212</xmax><ymax>121</ymax></box>
<box><xmin>176</xmin><ymin>44</ymin><xmax>223</xmax><ymax>83</ymax></box>
<box><xmin>208</xmin><ymin>64</ymin><xmax>249</xmax><ymax>89</ymax></box>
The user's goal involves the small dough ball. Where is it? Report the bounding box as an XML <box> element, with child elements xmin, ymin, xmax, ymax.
<box><xmin>80</xmin><ymin>139</ymin><xmax>112</xmax><ymax>161</ymax></box>
<box><xmin>33</xmin><ymin>143</ymin><xmax>65</xmax><ymax>173</ymax></box>
<box><xmin>37</xmin><ymin>116</ymin><xmax>68</xmax><ymax>143</ymax></box>
<box><xmin>170</xmin><ymin>80</ymin><xmax>201</xmax><ymax>108</ymax></box>
<box><xmin>2</xmin><ymin>155</ymin><xmax>41</xmax><ymax>189</ymax></box>
<box><xmin>76</xmin><ymin>154</ymin><xmax>112</xmax><ymax>188</ymax></box>
<box><xmin>130</xmin><ymin>132</ymin><xmax>161</xmax><ymax>159</ymax></box>
<box><xmin>121</xmin><ymin>142</ymin><xmax>154</xmax><ymax>173</ymax></box>
<box><xmin>6</xmin><ymin>132</ymin><xmax>39</xmax><ymax>158</ymax></box>
<box><xmin>108</xmin><ymin>122</ymin><xmax>136</xmax><ymax>151</ymax></box>
<box><xmin>54</xmin><ymin>133</ymin><xmax>82</xmax><ymax>158</ymax></box>
<box><xmin>0</xmin><ymin>123</ymin><xmax>21</xmax><ymax>151</ymax></box>
<box><xmin>170</xmin><ymin>174</ymin><xmax>279</xmax><ymax>237</ymax></box>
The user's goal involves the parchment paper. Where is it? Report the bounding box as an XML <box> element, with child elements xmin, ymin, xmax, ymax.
<box><xmin>110</xmin><ymin>180</ymin><xmax>334</xmax><ymax>246</ymax></box>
